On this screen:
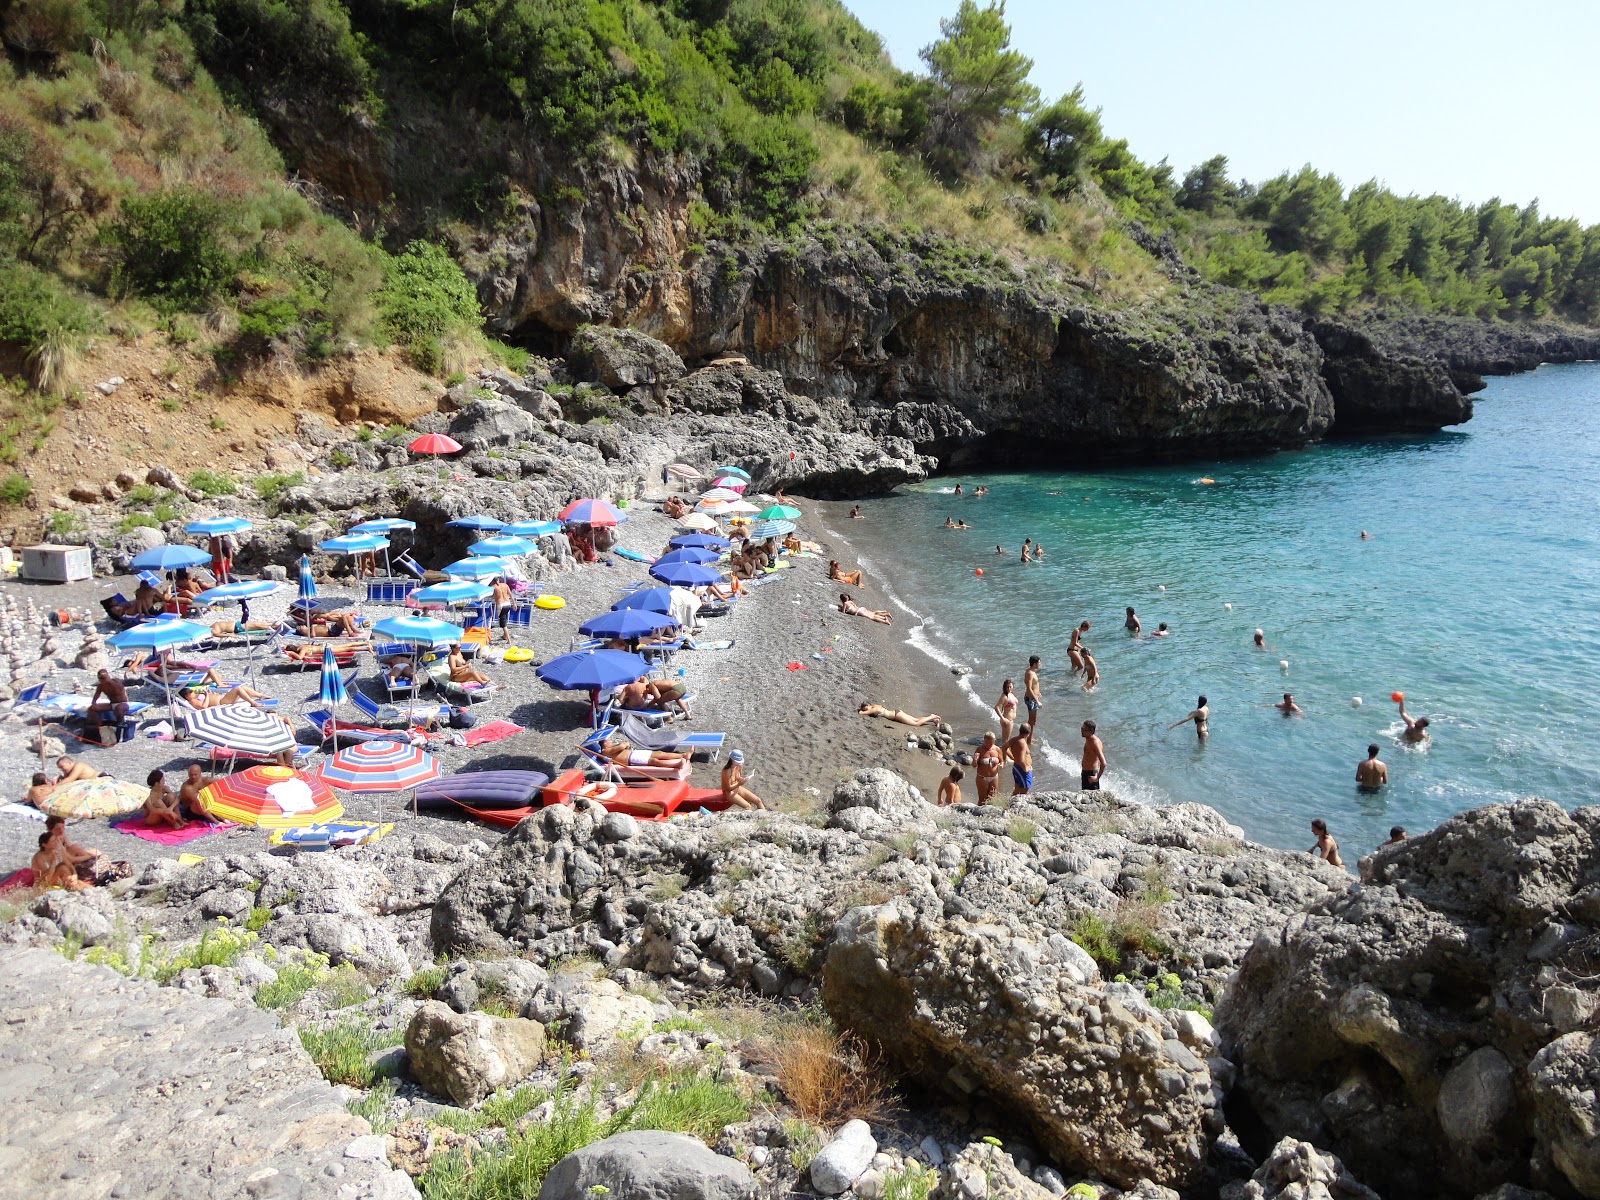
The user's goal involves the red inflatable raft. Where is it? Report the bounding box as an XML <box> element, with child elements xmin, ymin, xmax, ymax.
<box><xmin>454</xmin><ymin>768</ymin><xmax>729</xmax><ymax>827</ymax></box>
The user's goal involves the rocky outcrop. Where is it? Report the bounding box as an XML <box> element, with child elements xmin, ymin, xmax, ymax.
<box><xmin>1307</xmin><ymin>319</ymin><xmax>1474</xmax><ymax>433</ymax></box>
<box><xmin>1357</xmin><ymin>312</ymin><xmax>1600</xmax><ymax>388</ymax></box>
<box><xmin>1217</xmin><ymin>800</ymin><xmax>1600</xmax><ymax>1200</ymax></box>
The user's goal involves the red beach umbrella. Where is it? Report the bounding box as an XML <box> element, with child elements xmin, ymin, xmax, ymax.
<box><xmin>408</xmin><ymin>433</ymin><xmax>462</xmax><ymax>456</ymax></box>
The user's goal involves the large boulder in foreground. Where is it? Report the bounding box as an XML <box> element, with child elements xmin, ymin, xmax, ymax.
<box><xmin>822</xmin><ymin>894</ymin><xmax>1221</xmax><ymax>1190</ymax></box>
<box><xmin>538</xmin><ymin>1130</ymin><xmax>753</xmax><ymax>1200</ymax></box>
<box><xmin>403</xmin><ymin>1000</ymin><xmax>545</xmax><ymax>1107</ymax></box>
<box><xmin>1217</xmin><ymin>800</ymin><xmax>1600</xmax><ymax>1200</ymax></box>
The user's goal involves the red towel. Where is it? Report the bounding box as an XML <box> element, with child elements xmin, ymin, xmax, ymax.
<box><xmin>111</xmin><ymin>816</ymin><xmax>236</xmax><ymax>844</ymax></box>
<box><xmin>462</xmin><ymin>720</ymin><xmax>523</xmax><ymax>747</ymax></box>
<box><xmin>0</xmin><ymin>868</ymin><xmax>35</xmax><ymax>895</ymax></box>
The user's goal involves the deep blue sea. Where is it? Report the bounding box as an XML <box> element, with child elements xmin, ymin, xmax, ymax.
<box><xmin>837</xmin><ymin>361</ymin><xmax>1600</xmax><ymax>854</ymax></box>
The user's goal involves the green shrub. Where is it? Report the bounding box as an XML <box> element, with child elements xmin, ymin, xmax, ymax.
<box><xmin>46</xmin><ymin>511</ymin><xmax>80</xmax><ymax>537</ymax></box>
<box><xmin>256</xmin><ymin>953</ymin><xmax>329</xmax><ymax>1010</ymax></box>
<box><xmin>376</xmin><ymin>241</ymin><xmax>480</xmax><ymax>371</ymax></box>
<box><xmin>1006</xmin><ymin>818</ymin><xmax>1035</xmax><ymax>845</ymax></box>
<box><xmin>0</xmin><ymin>261</ymin><xmax>97</xmax><ymax>393</ymax></box>
<box><xmin>118</xmin><ymin>513</ymin><xmax>160</xmax><ymax>534</ymax></box>
<box><xmin>347</xmin><ymin>1077</ymin><xmax>400</xmax><ymax>1134</ymax></box>
<box><xmin>419</xmin><ymin>1076</ymin><xmax>606</xmax><ymax>1198</ymax></box>
<box><xmin>152</xmin><ymin>923</ymin><xmax>257</xmax><ymax>983</ymax></box>
<box><xmin>322</xmin><ymin>964</ymin><xmax>371</xmax><ymax>1008</ymax></box>
<box><xmin>252</xmin><ymin>471</ymin><xmax>305</xmax><ymax>502</ymax></box>
<box><xmin>882</xmin><ymin>1164</ymin><xmax>937</xmax><ymax>1200</ymax></box>
<box><xmin>186</xmin><ymin>468</ymin><xmax>237</xmax><ymax>497</ymax></box>
<box><xmin>403</xmin><ymin>964</ymin><xmax>446</xmax><ymax>999</ymax></box>
<box><xmin>298</xmin><ymin>1020</ymin><xmax>403</xmax><ymax>1087</ymax></box>
<box><xmin>328</xmin><ymin>448</ymin><xmax>353</xmax><ymax>468</ymax></box>
<box><xmin>615</xmin><ymin>1072</ymin><xmax>748</xmax><ymax>1141</ymax></box>
<box><xmin>107</xmin><ymin>189</ymin><xmax>239</xmax><ymax>312</ymax></box>
<box><xmin>0</xmin><ymin>474</ymin><xmax>31</xmax><ymax>506</ymax></box>
<box><xmin>152</xmin><ymin>502</ymin><xmax>179</xmax><ymax>523</ymax></box>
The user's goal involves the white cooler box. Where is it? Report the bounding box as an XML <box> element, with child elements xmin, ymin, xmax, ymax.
<box><xmin>20</xmin><ymin>544</ymin><xmax>93</xmax><ymax>583</ymax></box>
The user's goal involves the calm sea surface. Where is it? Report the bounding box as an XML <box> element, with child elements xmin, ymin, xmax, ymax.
<box><xmin>838</xmin><ymin>361</ymin><xmax>1600</xmax><ymax>853</ymax></box>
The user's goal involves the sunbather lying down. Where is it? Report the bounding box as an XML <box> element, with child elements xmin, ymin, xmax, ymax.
<box><xmin>153</xmin><ymin>665</ymin><xmax>227</xmax><ymax>687</ymax></box>
<box><xmin>858</xmin><ymin>703</ymin><xmax>942</xmax><ymax>728</ymax></box>
<box><xmin>599</xmin><ymin>736</ymin><xmax>688</xmax><ymax>770</ymax></box>
<box><xmin>292</xmin><ymin>612</ymin><xmax>365</xmax><ymax>638</ymax></box>
<box><xmin>209</xmin><ymin>619</ymin><xmax>274</xmax><ymax>638</ymax></box>
<box><xmin>183</xmin><ymin>683</ymin><xmax>270</xmax><ymax>710</ymax></box>
<box><xmin>839</xmin><ymin>594</ymin><xmax>891</xmax><ymax>624</ymax></box>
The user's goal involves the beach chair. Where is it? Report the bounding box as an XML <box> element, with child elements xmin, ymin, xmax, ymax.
<box><xmin>605</xmin><ymin>710</ymin><xmax>724</xmax><ymax>759</ymax></box>
<box><xmin>364</xmin><ymin>577</ymin><xmax>415</xmax><ymax>604</ymax></box>
<box><xmin>99</xmin><ymin>594</ymin><xmax>145</xmax><ymax>628</ymax></box>
<box><xmin>304</xmin><ymin>707</ymin><xmax>404</xmax><ymax>748</ymax></box>
<box><xmin>424</xmin><ymin>657</ymin><xmax>498</xmax><ymax>704</ymax></box>
<box><xmin>349</xmin><ymin>686</ymin><xmax>447</xmax><ymax>729</ymax></box>
<box><xmin>459</xmin><ymin>627</ymin><xmax>491</xmax><ymax>659</ymax></box>
<box><xmin>579</xmin><ymin>737</ymin><xmax>691</xmax><ymax>782</ymax></box>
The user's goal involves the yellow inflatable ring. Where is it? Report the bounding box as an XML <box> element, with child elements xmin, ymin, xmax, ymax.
<box><xmin>503</xmin><ymin>646</ymin><xmax>535</xmax><ymax>663</ymax></box>
<box><xmin>577</xmin><ymin>780</ymin><xmax>617</xmax><ymax>803</ymax></box>
<box><xmin>534</xmin><ymin>595</ymin><xmax>565</xmax><ymax>610</ymax></box>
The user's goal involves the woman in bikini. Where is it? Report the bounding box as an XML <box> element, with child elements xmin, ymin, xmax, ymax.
<box><xmin>183</xmin><ymin>683</ymin><xmax>272</xmax><ymax>709</ymax></box>
<box><xmin>857</xmin><ymin>702</ymin><xmax>942</xmax><ymax>727</ymax></box>
<box><xmin>446</xmin><ymin>647</ymin><xmax>491</xmax><ymax>687</ymax></box>
<box><xmin>828</xmin><ymin>561</ymin><xmax>864</xmax><ymax>587</ymax></box>
<box><xmin>973</xmin><ymin>731</ymin><xmax>1003</xmax><ymax>804</ymax></box>
<box><xmin>993</xmin><ymin>679</ymin><xmax>1018</xmax><ymax>744</ymax></box>
<box><xmin>1068</xmin><ymin>620</ymin><xmax>1091</xmax><ymax>675</ymax></box>
<box><xmin>839</xmin><ymin>594</ymin><xmax>892</xmax><ymax>624</ymax></box>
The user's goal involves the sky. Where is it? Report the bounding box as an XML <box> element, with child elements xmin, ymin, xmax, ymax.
<box><xmin>845</xmin><ymin>0</ymin><xmax>1600</xmax><ymax>224</ymax></box>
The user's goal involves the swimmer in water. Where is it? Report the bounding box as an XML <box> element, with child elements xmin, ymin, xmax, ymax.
<box><xmin>954</xmin><ymin>483</ymin><xmax>962</xmax><ymax>496</ymax></box>
<box><xmin>1080</xmin><ymin>647</ymin><xmax>1099</xmax><ymax>691</ymax></box>
<box><xmin>1068</xmin><ymin>620</ymin><xmax>1090</xmax><ymax>674</ymax></box>
<box><xmin>944</xmin><ymin>517</ymin><xmax>956</xmax><ymax>528</ymax></box>
<box><xmin>996</xmin><ymin>545</ymin><xmax>1006</xmax><ymax>556</ymax></box>
<box><xmin>1276</xmin><ymin>692</ymin><xmax>1303</xmax><ymax>716</ymax></box>
<box><xmin>1168</xmin><ymin>694</ymin><xmax>1209</xmax><ymax>740</ymax></box>
<box><xmin>849</xmin><ymin>505</ymin><xmax>862</xmax><ymax>519</ymax></box>
<box><xmin>1397</xmin><ymin>695</ymin><xmax>1430</xmax><ymax>742</ymax></box>
<box><xmin>1355</xmin><ymin>744</ymin><xmax>1388</xmax><ymax>791</ymax></box>
<box><xmin>1360</xmin><ymin>530</ymin><xmax>1370</xmax><ymax>539</ymax></box>
<box><xmin>1020</xmin><ymin>538</ymin><xmax>1032</xmax><ymax>564</ymax></box>
<box><xmin>1152</xmin><ymin>622</ymin><xmax>1169</xmax><ymax>637</ymax></box>
<box><xmin>1309</xmin><ymin>819</ymin><xmax>1344</xmax><ymax>868</ymax></box>
<box><xmin>955</xmin><ymin>519</ymin><xmax>969</xmax><ymax>529</ymax></box>
<box><xmin>1124</xmin><ymin>607</ymin><xmax>1141</xmax><ymax>636</ymax></box>
<box><xmin>1033</xmin><ymin>543</ymin><xmax>1044</xmax><ymax>558</ymax></box>
<box><xmin>1252</xmin><ymin>629</ymin><xmax>1265</xmax><ymax>648</ymax></box>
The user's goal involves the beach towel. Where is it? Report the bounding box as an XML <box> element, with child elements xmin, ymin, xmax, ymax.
<box><xmin>462</xmin><ymin>719</ymin><xmax>523</xmax><ymax>747</ymax></box>
<box><xmin>269</xmin><ymin>822</ymin><xmax>392</xmax><ymax>850</ymax></box>
<box><xmin>0</xmin><ymin>868</ymin><xmax>36</xmax><ymax>895</ymax></box>
<box><xmin>111</xmin><ymin>815</ymin><xmax>237</xmax><ymax>845</ymax></box>
<box><xmin>615</xmin><ymin>548</ymin><xmax>653</xmax><ymax>563</ymax></box>
<box><xmin>0</xmin><ymin>802</ymin><xmax>44</xmax><ymax>822</ymax></box>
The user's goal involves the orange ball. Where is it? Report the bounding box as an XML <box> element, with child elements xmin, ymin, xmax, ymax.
<box><xmin>1390</xmin><ymin>690</ymin><xmax>1404</xmax><ymax>702</ymax></box>
<box><xmin>974</xmin><ymin>568</ymin><xmax>983</xmax><ymax>577</ymax></box>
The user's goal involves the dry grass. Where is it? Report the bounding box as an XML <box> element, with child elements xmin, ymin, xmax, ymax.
<box><xmin>761</xmin><ymin>1021</ymin><xmax>894</xmax><ymax>1127</ymax></box>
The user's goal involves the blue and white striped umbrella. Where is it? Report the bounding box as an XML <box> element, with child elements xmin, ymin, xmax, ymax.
<box><xmin>501</xmin><ymin>520</ymin><xmax>561</xmax><ymax>538</ymax></box>
<box><xmin>297</xmin><ymin>555</ymin><xmax>317</xmax><ymax>603</ymax></box>
<box><xmin>131</xmin><ymin>544</ymin><xmax>210</xmax><ymax>571</ymax></box>
<box><xmin>408</xmin><ymin>580</ymin><xmax>491</xmax><ymax>605</ymax></box>
<box><xmin>185</xmin><ymin>703</ymin><xmax>296</xmax><ymax>755</ymax></box>
<box><xmin>192</xmin><ymin>580</ymin><xmax>283</xmax><ymax>605</ymax></box>
<box><xmin>317</xmin><ymin>646</ymin><xmax>349</xmax><ymax>708</ymax></box>
<box><xmin>349</xmin><ymin>518</ymin><xmax>416</xmax><ymax>535</ymax></box>
<box><xmin>445</xmin><ymin>515</ymin><xmax>506</xmax><ymax>531</ymax></box>
<box><xmin>318</xmin><ymin>533</ymin><xmax>390</xmax><ymax>555</ymax></box>
<box><xmin>371</xmin><ymin>615</ymin><xmax>463</xmax><ymax>647</ymax></box>
<box><xmin>748</xmin><ymin>519</ymin><xmax>796</xmax><ymax>539</ymax></box>
<box><xmin>469</xmin><ymin>535</ymin><xmax>536</xmax><ymax>558</ymax></box>
<box><xmin>185</xmin><ymin>516</ymin><xmax>253</xmax><ymax>536</ymax></box>
<box><xmin>441</xmin><ymin>556</ymin><xmax>507</xmax><ymax>581</ymax></box>
<box><xmin>108</xmin><ymin>620</ymin><xmax>211</xmax><ymax>653</ymax></box>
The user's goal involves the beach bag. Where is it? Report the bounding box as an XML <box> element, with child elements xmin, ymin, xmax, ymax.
<box><xmin>448</xmin><ymin>706</ymin><xmax>477</xmax><ymax>729</ymax></box>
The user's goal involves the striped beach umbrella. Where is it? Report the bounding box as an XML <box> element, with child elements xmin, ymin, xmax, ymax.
<box><xmin>442</xmin><ymin>556</ymin><xmax>507</xmax><ymax>581</ymax></box>
<box><xmin>408</xmin><ymin>580</ymin><xmax>491</xmax><ymax>606</ymax></box>
<box><xmin>199</xmin><ymin>766</ymin><xmax>342</xmax><ymax>829</ymax></box>
<box><xmin>469</xmin><ymin>535</ymin><xmax>536</xmax><ymax>558</ymax></box>
<box><xmin>501</xmin><ymin>520</ymin><xmax>561</xmax><ymax>538</ymax></box>
<box><xmin>699</xmin><ymin>487</ymin><xmax>741</xmax><ymax>503</ymax></box>
<box><xmin>721</xmin><ymin>500</ymin><xmax>759</xmax><ymax>515</ymax></box>
<box><xmin>297</xmin><ymin>555</ymin><xmax>317</xmax><ymax>604</ymax></box>
<box><xmin>38</xmin><ymin>777</ymin><xmax>147</xmax><ymax>819</ymax></box>
<box><xmin>317</xmin><ymin>740</ymin><xmax>440</xmax><ymax>793</ymax></box>
<box><xmin>318</xmin><ymin>533</ymin><xmax>390</xmax><ymax>555</ymax></box>
<box><xmin>444</xmin><ymin>514</ymin><xmax>505</xmax><ymax>531</ymax></box>
<box><xmin>712</xmin><ymin>476</ymin><xmax>749</xmax><ymax>492</ymax></box>
<box><xmin>317</xmin><ymin>646</ymin><xmax>349</xmax><ymax>708</ymax></box>
<box><xmin>678</xmin><ymin>513</ymin><xmax>718</xmax><ymax>532</ymax></box>
<box><xmin>185</xmin><ymin>515</ymin><xmax>253</xmax><ymax>536</ymax></box>
<box><xmin>408</xmin><ymin>433</ymin><xmax>461</xmax><ymax>457</ymax></box>
<box><xmin>184</xmin><ymin>703</ymin><xmax>297</xmax><ymax>757</ymax></box>
<box><xmin>711</xmin><ymin>465</ymin><xmax>751</xmax><ymax>480</ymax></box>
<box><xmin>131</xmin><ymin>544</ymin><xmax>210</xmax><ymax>571</ymax></box>
<box><xmin>666</xmin><ymin>463</ymin><xmax>701</xmax><ymax>481</ymax></box>
<box><xmin>748</xmin><ymin>520</ymin><xmax>796</xmax><ymax>540</ymax></box>
<box><xmin>655</xmin><ymin>547</ymin><xmax>718</xmax><ymax>566</ymax></box>
<box><xmin>756</xmin><ymin>504</ymin><xmax>801</xmax><ymax>522</ymax></box>
<box><xmin>649</xmin><ymin>561</ymin><xmax>721</xmax><ymax>587</ymax></box>
<box><xmin>558</xmin><ymin>498</ymin><xmax>625</xmax><ymax>527</ymax></box>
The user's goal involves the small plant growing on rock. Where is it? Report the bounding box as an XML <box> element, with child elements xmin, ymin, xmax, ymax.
<box><xmin>297</xmin><ymin>1020</ymin><xmax>403</xmax><ymax>1088</ymax></box>
<box><xmin>347</xmin><ymin>1077</ymin><xmax>399</xmax><ymax>1134</ymax></box>
<box><xmin>255</xmin><ymin>952</ymin><xmax>329</xmax><ymax>1010</ymax></box>
<box><xmin>0</xmin><ymin>474</ymin><xmax>30</xmax><ymax>505</ymax></box>
<box><xmin>152</xmin><ymin>922</ymin><xmax>255</xmax><ymax>983</ymax></box>
<box><xmin>403</xmin><ymin>964</ymin><xmax>446</xmax><ymax>999</ymax></box>
<box><xmin>883</xmin><ymin>1164</ymin><xmax>936</xmax><ymax>1200</ymax></box>
<box><xmin>1007</xmin><ymin>818</ymin><xmax>1036</xmax><ymax>845</ymax></box>
<box><xmin>763</xmin><ymin>1021</ymin><xmax>893</xmax><ymax>1126</ymax></box>
<box><xmin>186</xmin><ymin>468</ymin><xmax>236</xmax><ymax>497</ymax></box>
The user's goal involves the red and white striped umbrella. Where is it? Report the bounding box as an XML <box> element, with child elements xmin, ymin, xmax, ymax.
<box><xmin>317</xmin><ymin>739</ymin><xmax>440</xmax><ymax>792</ymax></box>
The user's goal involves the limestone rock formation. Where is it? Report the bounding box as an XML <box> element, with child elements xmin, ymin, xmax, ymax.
<box><xmin>538</xmin><ymin>1130</ymin><xmax>754</xmax><ymax>1200</ymax></box>
<box><xmin>567</xmin><ymin>325</ymin><xmax>686</xmax><ymax>395</ymax></box>
<box><xmin>403</xmin><ymin>1000</ymin><xmax>546</xmax><ymax>1107</ymax></box>
<box><xmin>1217</xmin><ymin>800</ymin><xmax>1600</xmax><ymax>1200</ymax></box>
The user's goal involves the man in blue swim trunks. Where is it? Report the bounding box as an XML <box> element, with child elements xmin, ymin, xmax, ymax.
<box><xmin>1024</xmin><ymin>656</ymin><xmax>1042</xmax><ymax>729</ymax></box>
<box><xmin>1006</xmin><ymin>724</ymin><xmax>1033</xmax><ymax>796</ymax></box>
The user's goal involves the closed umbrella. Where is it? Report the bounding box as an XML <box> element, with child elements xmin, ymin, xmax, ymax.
<box><xmin>655</xmin><ymin>547</ymin><xmax>718</xmax><ymax>565</ymax></box>
<box><xmin>501</xmin><ymin>520</ymin><xmax>561</xmax><ymax>538</ymax></box>
<box><xmin>297</xmin><ymin>554</ymin><xmax>316</xmax><ymax>605</ymax></box>
<box><xmin>756</xmin><ymin>504</ymin><xmax>801</xmax><ymax>521</ymax></box>
<box><xmin>469</xmin><ymin>535</ymin><xmax>536</xmax><ymax>558</ymax></box>
<box><xmin>650</xmin><ymin>561</ymin><xmax>721</xmax><ymax>588</ymax></box>
<box><xmin>199</xmin><ymin>766</ymin><xmax>342</xmax><ymax>828</ymax></box>
<box><xmin>317</xmin><ymin>739</ymin><xmax>440</xmax><ymax>819</ymax></box>
<box><xmin>442</xmin><ymin>556</ymin><xmax>507</xmax><ymax>581</ymax></box>
<box><xmin>578</xmin><ymin>609</ymin><xmax>681</xmax><ymax>640</ymax></box>
<box><xmin>108</xmin><ymin>619</ymin><xmax>210</xmax><ymax>717</ymax></box>
<box><xmin>315</xmin><ymin>644</ymin><xmax>349</xmax><ymax>752</ymax></box>
<box><xmin>444</xmin><ymin>514</ymin><xmax>505</xmax><ymax>532</ymax></box>
<box><xmin>667</xmin><ymin>534</ymin><xmax>730</xmax><ymax>551</ymax></box>
<box><xmin>185</xmin><ymin>516</ymin><xmax>253</xmax><ymax>536</ymax></box>
<box><xmin>131</xmin><ymin>544</ymin><xmax>210</xmax><ymax>572</ymax></box>
<box><xmin>558</xmin><ymin>498</ymin><xmax>626</xmax><ymax>526</ymax></box>
<box><xmin>184</xmin><ymin>703</ymin><xmax>297</xmax><ymax>758</ymax></box>
<box><xmin>38</xmin><ymin>777</ymin><xmax>147</xmax><ymax>819</ymax></box>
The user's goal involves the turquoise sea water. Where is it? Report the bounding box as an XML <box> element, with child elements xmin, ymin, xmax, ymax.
<box><xmin>835</xmin><ymin>361</ymin><xmax>1600</xmax><ymax>854</ymax></box>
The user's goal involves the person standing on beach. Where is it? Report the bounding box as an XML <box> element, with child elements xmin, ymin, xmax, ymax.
<box><xmin>1023</xmin><ymin>656</ymin><xmax>1042</xmax><ymax>727</ymax></box>
<box><xmin>937</xmin><ymin>767</ymin><xmax>963</xmax><ymax>806</ymax></box>
<box><xmin>973</xmin><ymin>732</ymin><xmax>1002</xmax><ymax>804</ymax></box>
<box><xmin>1068</xmin><ymin>621</ymin><xmax>1090</xmax><ymax>674</ymax></box>
<box><xmin>1309</xmin><ymin>819</ymin><xmax>1344</xmax><ymax>868</ymax></box>
<box><xmin>1355</xmin><ymin>744</ymin><xmax>1388</xmax><ymax>792</ymax></box>
<box><xmin>1169</xmin><ymin>695</ymin><xmax>1209</xmax><ymax>740</ymax></box>
<box><xmin>490</xmin><ymin>577</ymin><xmax>514</xmax><ymax>643</ymax></box>
<box><xmin>1080</xmin><ymin>647</ymin><xmax>1099</xmax><ymax>691</ymax></box>
<box><xmin>1124</xmin><ymin>607</ymin><xmax>1141</xmax><ymax>635</ymax></box>
<box><xmin>1006</xmin><ymin>725</ymin><xmax>1034</xmax><ymax>796</ymax></box>
<box><xmin>1080</xmin><ymin>720</ymin><xmax>1106</xmax><ymax>790</ymax></box>
<box><xmin>993</xmin><ymin>679</ymin><xmax>1018</xmax><ymax>744</ymax></box>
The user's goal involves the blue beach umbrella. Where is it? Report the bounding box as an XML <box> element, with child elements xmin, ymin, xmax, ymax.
<box><xmin>372</xmin><ymin>614</ymin><xmax>463</xmax><ymax>647</ymax></box>
<box><xmin>578</xmin><ymin>609</ymin><xmax>682</xmax><ymax>640</ymax></box>
<box><xmin>537</xmin><ymin>649</ymin><xmax>650</xmax><ymax>693</ymax></box>
<box><xmin>318</xmin><ymin>533</ymin><xmax>390</xmax><ymax>555</ymax></box>
<box><xmin>192</xmin><ymin>580</ymin><xmax>282</xmax><ymax>605</ymax></box>
<box><xmin>748</xmin><ymin>520</ymin><xmax>796</xmax><ymax>540</ymax></box>
<box><xmin>297</xmin><ymin>555</ymin><xmax>316</xmax><ymax>604</ymax></box>
<box><xmin>445</xmin><ymin>515</ymin><xmax>506</xmax><ymax>532</ymax></box>
<box><xmin>441</xmin><ymin>557</ymin><xmax>507</xmax><ymax>581</ymax></box>
<box><xmin>108</xmin><ymin>619</ymin><xmax>212</xmax><ymax>716</ymax></box>
<box><xmin>131</xmin><ymin>544</ymin><xmax>210</xmax><ymax>572</ymax></box>
<box><xmin>711</xmin><ymin>465</ymin><xmax>751</xmax><ymax>481</ymax></box>
<box><xmin>469</xmin><ymin>535</ymin><xmax>536</xmax><ymax>558</ymax></box>
<box><xmin>409</xmin><ymin>580</ymin><xmax>492</xmax><ymax>606</ymax></box>
<box><xmin>649</xmin><ymin>561</ymin><xmax>722</xmax><ymax>588</ymax></box>
<box><xmin>349</xmin><ymin>518</ymin><xmax>416</xmax><ymax>535</ymax></box>
<box><xmin>184</xmin><ymin>515</ymin><xmax>253</xmax><ymax>536</ymax></box>
<box><xmin>502</xmin><ymin>520</ymin><xmax>561</xmax><ymax>538</ymax></box>
<box><xmin>667</xmin><ymin>534</ymin><xmax>730</xmax><ymax>551</ymax></box>
<box><xmin>655</xmin><ymin>547</ymin><xmax>718</xmax><ymax>566</ymax></box>
<box><xmin>611</xmin><ymin>587</ymin><xmax>678</xmax><ymax>614</ymax></box>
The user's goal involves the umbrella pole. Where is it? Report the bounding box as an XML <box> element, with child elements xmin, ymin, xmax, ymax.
<box><xmin>161</xmin><ymin>650</ymin><xmax>178</xmax><ymax>730</ymax></box>
<box><xmin>36</xmin><ymin>710</ymin><xmax>46</xmax><ymax>772</ymax></box>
